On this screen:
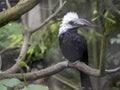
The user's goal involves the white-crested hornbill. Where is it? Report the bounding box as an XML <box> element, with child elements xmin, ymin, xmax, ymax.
<box><xmin>58</xmin><ymin>12</ymin><xmax>93</xmax><ymax>90</ymax></box>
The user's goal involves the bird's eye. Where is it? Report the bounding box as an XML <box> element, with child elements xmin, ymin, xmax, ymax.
<box><xmin>69</xmin><ymin>21</ymin><xmax>74</xmax><ymax>25</ymax></box>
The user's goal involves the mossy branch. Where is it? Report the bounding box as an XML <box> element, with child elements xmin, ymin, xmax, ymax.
<box><xmin>0</xmin><ymin>0</ymin><xmax>40</xmax><ymax>27</ymax></box>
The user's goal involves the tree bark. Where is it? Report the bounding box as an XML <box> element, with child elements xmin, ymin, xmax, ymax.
<box><xmin>0</xmin><ymin>0</ymin><xmax>40</xmax><ymax>27</ymax></box>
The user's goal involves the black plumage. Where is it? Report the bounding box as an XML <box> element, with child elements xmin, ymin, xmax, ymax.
<box><xmin>59</xmin><ymin>27</ymin><xmax>92</xmax><ymax>90</ymax></box>
<box><xmin>58</xmin><ymin>12</ymin><xmax>93</xmax><ymax>90</ymax></box>
<box><xmin>59</xmin><ymin>27</ymin><xmax>88</xmax><ymax>62</ymax></box>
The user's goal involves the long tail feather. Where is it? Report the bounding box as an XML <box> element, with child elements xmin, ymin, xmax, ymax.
<box><xmin>80</xmin><ymin>71</ymin><xmax>93</xmax><ymax>90</ymax></box>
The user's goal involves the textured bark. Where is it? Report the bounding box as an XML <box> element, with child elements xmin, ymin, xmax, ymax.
<box><xmin>4</xmin><ymin>29</ymin><xmax>30</xmax><ymax>73</ymax></box>
<box><xmin>0</xmin><ymin>61</ymin><xmax>119</xmax><ymax>80</ymax></box>
<box><xmin>0</xmin><ymin>0</ymin><xmax>40</xmax><ymax>27</ymax></box>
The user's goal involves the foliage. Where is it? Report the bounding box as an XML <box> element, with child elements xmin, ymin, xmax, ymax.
<box><xmin>8</xmin><ymin>34</ymin><xmax>22</xmax><ymax>47</ymax></box>
<box><xmin>19</xmin><ymin>61</ymin><xmax>29</xmax><ymax>70</ymax></box>
<box><xmin>0</xmin><ymin>21</ymin><xmax>60</xmax><ymax>62</ymax></box>
<box><xmin>0</xmin><ymin>22</ymin><xmax>23</xmax><ymax>48</ymax></box>
<box><xmin>0</xmin><ymin>78</ymin><xmax>48</xmax><ymax>90</ymax></box>
<box><xmin>26</xmin><ymin>21</ymin><xmax>60</xmax><ymax>62</ymax></box>
<box><xmin>21</xmin><ymin>84</ymin><xmax>48</xmax><ymax>90</ymax></box>
<box><xmin>78</xmin><ymin>29</ymin><xmax>102</xmax><ymax>43</ymax></box>
<box><xmin>0</xmin><ymin>78</ymin><xmax>21</xmax><ymax>89</ymax></box>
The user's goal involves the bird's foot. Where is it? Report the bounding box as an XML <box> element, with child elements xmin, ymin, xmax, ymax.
<box><xmin>67</xmin><ymin>61</ymin><xmax>73</xmax><ymax>67</ymax></box>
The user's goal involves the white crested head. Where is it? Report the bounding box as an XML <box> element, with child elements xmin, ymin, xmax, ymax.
<box><xmin>58</xmin><ymin>12</ymin><xmax>79</xmax><ymax>36</ymax></box>
<box><xmin>62</xmin><ymin>12</ymin><xmax>79</xmax><ymax>25</ymax></box>
<box><xmin>58</xmin><ymin>12</ymin><xmax>91</xmax><ymax>37</ymax></box>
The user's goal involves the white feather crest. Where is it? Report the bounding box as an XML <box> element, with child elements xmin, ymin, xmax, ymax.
<box><xmin>62</xmin><ymin>12</ymin><xmax>79</xmax><ymax>24</ymax></box>
<box><xmin>58</xmin><ymin>12</ymin><xmax>79</xmax><ymax>36</ymax></box>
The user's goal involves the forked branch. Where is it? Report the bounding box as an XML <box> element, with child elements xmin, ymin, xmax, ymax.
<box><xmin>0</xmin><ymin>61</ymin><xmax>119</xmax><ymax>80</ymax></box>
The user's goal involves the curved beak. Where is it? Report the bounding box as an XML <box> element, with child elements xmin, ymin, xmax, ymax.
<box><xmin>76</xmin><ymin>18</ymin><xmax>92</xmax><ymax>27</ymax></box>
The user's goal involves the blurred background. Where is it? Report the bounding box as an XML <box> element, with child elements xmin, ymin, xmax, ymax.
<box><xmin>0</xmin><ymin>0</ymin><xmax>120</xmax><ymax>90</ymax></box>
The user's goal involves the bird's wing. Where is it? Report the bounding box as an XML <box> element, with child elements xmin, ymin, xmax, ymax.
<box><xmin>72</xmin><ymin>34</ymin><xmax>87</xmax><ymax>50</ymax></box>
<box><xmin>72</xmin><ymin>34</ymin><xmax>88</xmax><ymax>63</ymax></box>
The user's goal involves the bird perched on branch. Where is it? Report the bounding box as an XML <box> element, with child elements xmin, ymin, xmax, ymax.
<box><xmin>58</xmin><ymin>12</ymin><xmax>93</xmax><ymax>90</ymax></box>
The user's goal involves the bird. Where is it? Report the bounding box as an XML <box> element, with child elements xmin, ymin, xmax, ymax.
<box><xmin>58</xmin><ymin>12</ymin><xmax>93</xmax><ymax>90</ymax></box>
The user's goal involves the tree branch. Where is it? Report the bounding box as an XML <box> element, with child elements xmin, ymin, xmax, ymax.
<box><xmin>30</xmin><ymin>0</ymin><xmax>67</xmax><ymax>34</ymax></box>
<box><xmin>0</xmin><ymin>46</ymin><xmax>20</xmax><ymax>70</ymax></box>
<box><xmin>0</xmin><ymin>61</ymin><xmax>68</xmax><ymax>80</ymax></box>
<box><xmin>4</xmin><ymin>29</ymin><xmax>30</xmax><ymax>73</ymax></box>
<box><xmin>0</xmin><ymin>61</ymin><xmax>119</xmax><ymax>80</ymax></box>
<box><xmin>0</xmin><ymin>0</ymin><xmax>40</xmax><ymax>27</ymax></box>
<box><xmin>0</xmin><ymin>46</ymin><xmax>20</xmax><ymax>55</ymax></box>
<box><xmin>0</xmin><ymin>55</ymin><xmax>2</xmax><ymax>69</ymax></box>
<box><xmin>106</xmin><ymin>67</ymin><xmax>120</xmax><ymax>74</ymax></box>
<box><xmin>5</xmin><ymin>0</ymin><xmax>11</xmax><ymax>8</ymax></box>
<box><xmin>69</xmin><ymin>61</ymin><xmax>100</xmax><ymax>76</ymax></box>
<box><xmin>2</xmin><ymin>0</ymin><xmax>66</xmax><ymax>74</ymax></box>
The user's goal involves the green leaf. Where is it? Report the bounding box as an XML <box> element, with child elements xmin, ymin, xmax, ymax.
<box><xmin>8</xmin><ymin>34</ymin><xmax>22</xmax><ymax>47</ymax></box>
<box><xmin>0</xmin><ymin>85</ymin><xmax>7</xmax><ymax>90</ymax></box>
<box><xmin>20</xmin><ymin>84</ymin><xmax>48</xmax><ymax>90</ymax></box>
<box><xmin>91</xmin><ymin>16</ymin><xmax>99</xmax><ymax>21</ymax></box>
<box><xmin>104</xmin><ymin>17</ymin><xmax>116</xmax><ymax>24</ymax></box>
<box><xmin>93</xmin><ymin>9</ymin><xmax>97</xmax><ymax>15</ymax></box>
<box><xmin>50</xmin><ymin>23</ymin><xmax>57</xmax><ymax>33</ymax></box>
<box><xmin>0</xmin><ymin>78</ymin><xmax>21</xmax><ymax>88</ymax></box>
<box><xmin>0</xmin><ymin>22</ymin><xmax>23</xmax><ymax>48</ymax></box>
<box><xmin>104</xmin><ymin>10</ymin><xmax>109</xmax><ymax>17</ymax></box>
<box><xmin>19</xmin><ymin>61</ymin><xmax>29</xmax><ymax>70</ymax></box>
<box><xmin>39</xmin><ymin>42</ymin><xmax>47</xmax><ymax>54</ymax></box>
<box><xmin>27</xmin><ymin>46</ymin><xmax>34</xmax><ymax>55</ymax></box>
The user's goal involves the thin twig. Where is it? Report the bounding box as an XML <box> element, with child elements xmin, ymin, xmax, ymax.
<box><xmin>4</xmin><ymin>29</ymin><xmax>30</xmax><ymax>73</ymax></box>
<box><xmin>5</xmin><ymin>0</ymin><xmax>11</xmax><ymax>8</ymax></box>
<box><xmin>0</xmin><ymin>55</ymin><xmax>2</xmax><ymax>69</ymax></box>
<box><xmin>106</xmin><ymin>67</ymin><xmax>120</xmax><ymax>74</ymax></box>
<box><xmin>52</xmin><ymin>74</ymin><xmax>80</xmax><ymax>90</ymax></box>
<box><xmin>20</xmin><ymin>68</ymin><xmax>28</xmax><ymax>86</ymax></box>
<box><xmin>0</xmin><ymin>46</ymin><xmax>20</xmax><ymax>55</ymax></box>
<box><xmin>30</xmin><ymin>0</ymin><xmax>67</xmax><ymax>34</ymax></box>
